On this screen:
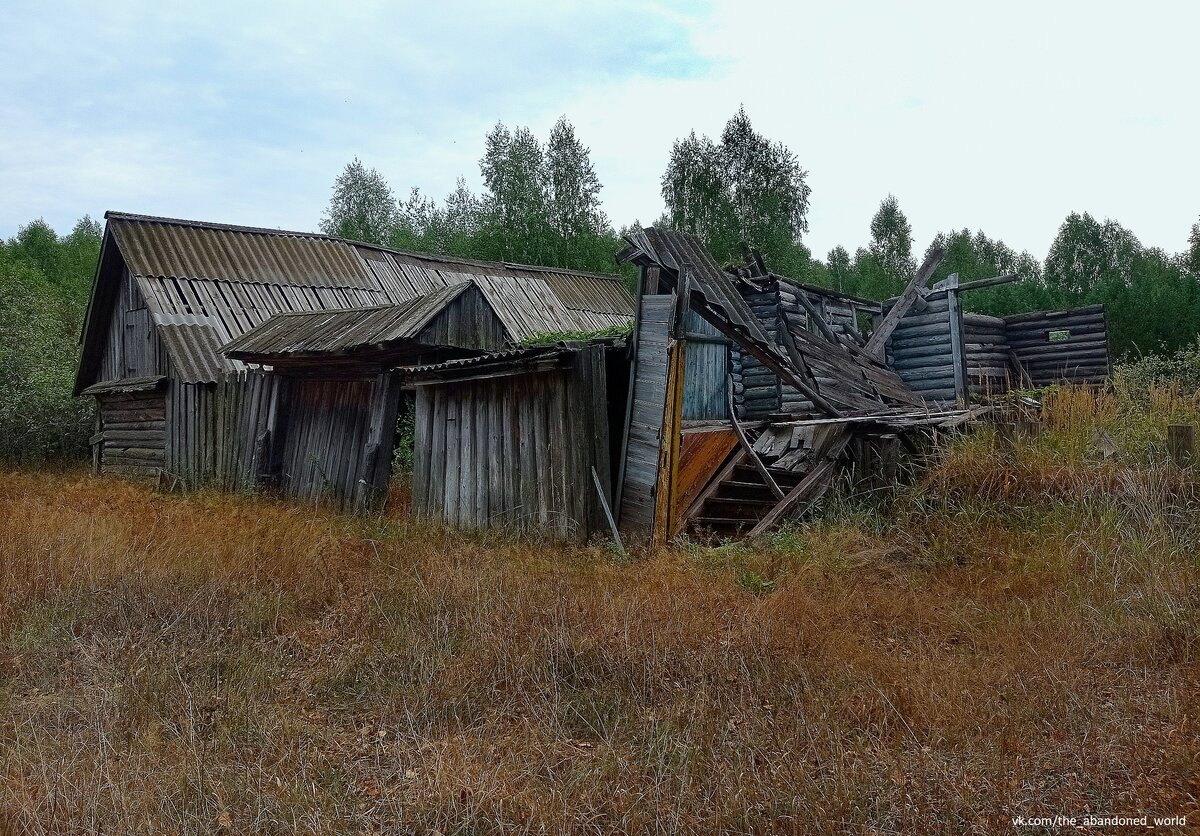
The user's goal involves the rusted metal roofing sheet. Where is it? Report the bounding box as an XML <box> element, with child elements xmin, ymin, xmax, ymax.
<box><xmin>222</xmin><ymin>283</ymin><xmax>470</xmax><ymax>359</ymax></box>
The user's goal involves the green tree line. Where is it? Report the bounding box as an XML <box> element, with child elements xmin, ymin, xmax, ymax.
<box><xmin>0</xmin><ymin>217</ymin><xmax>101</xmax><ymax>460</ymax></box>
<box><xmin>4</xmin><ymin>108</ymin><xmax>1198</xmax><ymax>463</ymax></box>
<box><xmin>323</xmin><ymin>108</ymin><xmax>1200</xmax><ymax>359</ymax></box>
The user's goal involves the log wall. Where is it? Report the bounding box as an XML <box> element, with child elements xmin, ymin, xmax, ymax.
<box><xmin>97</xmin><ymin>391</ymin><xmax>166</xmax><ymax>478</ymax></box>
<box><xmin>1004</xmin><ymin>304</ymin><xmax>1110</xmax><ymax>386</ymax></box>
<box><xmin>412</xmin><ymin>346</ymin><xmax>611</xmax><ymax>540</ymax></box>
<box><xmin>884</xmin><ymin>292</ymin><xmax>958</xmax><ymax>403</ymax></box>
<box><xmin>962</xmin><ymin>312</ymin><xmax>1011</xmax><ymax>397</ymax></box>
<box><xmin>732</xmin><ymin>282</ymin><xmax>855</xmax><ymax>418</ymax></box>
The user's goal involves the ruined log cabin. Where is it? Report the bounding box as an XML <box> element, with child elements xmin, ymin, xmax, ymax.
<box><xmin>75</xmin><ymin>213</ymin><xmax>1110</xmax><ymax>542</ymax></box>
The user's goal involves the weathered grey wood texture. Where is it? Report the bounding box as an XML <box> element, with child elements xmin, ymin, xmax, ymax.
<box><xmin>883</xmin><ymin>292</ymin><xmax>957</xmax><ymax>403</ymax></box>
<box><xmin>1003</xmin><ymin>304</ymin><xmax>1109</xmax><ymax>386</ymax></box>
<box><xmin>411</xmin><ymin>346</ymin><xmax>610</xmax><ymax>539</ymax></box>
<box><xmin>731</xmin><ymin>281</ymin><xmax>856</xmax><ymax>418</ymax></box>
<box><xmin>617</xmin><ymin>295</ymin><xmax>673</xmax><ymax>533</ymax></box>
<box><xmin>97</xmin><ymin>390</ymin><xmax>166</xmax><ymax>476</ymax></box>
<box><xmin>166</xmin><ymin>371</ymin><xmax>283</xmax><ymax>490</ymax></box>
<box><xmin>681</xmin><ymin>309</ymin><xmax>727</xmax><ymax>420</ymax></box>
<box><xmin>962</xmin><ymin>311</ymin><xmax>1011</xmax><ymax>397</ymax></box>
<box><xmin>97</xmin><ymin>268</ymin><xmax>168</xmax><ymax>382</ymax></box>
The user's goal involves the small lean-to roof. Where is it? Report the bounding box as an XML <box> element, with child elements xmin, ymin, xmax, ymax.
<box><xmin>76</xmin><ymin>212</ymin><xmax>634</xmax><ymax>390</ymax></box>
<box><xmin>223</xmin><ymin>284</ymin><xmax>471</xmax><ymax>360</ymax></box>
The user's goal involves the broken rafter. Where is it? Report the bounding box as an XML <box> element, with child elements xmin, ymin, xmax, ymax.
<box><xmin>727</xmin><ymin>375</ymin><xmax>784</xmax><ymax>500</ymax></box>
<box><xmin>863</xmin><ymin>247</ymin><xmax>945</xmax><ymax>361</ymax></box>
<box><xmin>746</xmin><ymin>428</ymin><xmax>853</xmax><ymax>537</ymax></box>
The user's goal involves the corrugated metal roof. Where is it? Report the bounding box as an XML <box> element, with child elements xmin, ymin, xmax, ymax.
<box><xmin>621</xmin><ymin>227</ymin><xmax>771</xmax><ymax>346</ymax></box>
<box><xmin>403</xmin><ymin>346</ymin><xmax>566</xmax><ymax>377</ymax></box>
<box><xmin>158</xmin><ymin>323</ymin><xmax>243</xmax><ymax>383</ymax></box>
<box><xmin>472</xmin><ymin>275</ymin><xmax>582</xmax><ymax>340</ymax></box>
<box><xmin>109</xmin><ymin>216</ymin><xmax>374</xmax><ymax>289</ymax></box>
<box><xmin>223</xmin><ymin>284</ymin><xmax>470</xmax><ymax>359</ymax></box>
<box><xmin>85</xmin><ymin>212</ymin><xmax>635</xmax><ymax>386</ymax></box>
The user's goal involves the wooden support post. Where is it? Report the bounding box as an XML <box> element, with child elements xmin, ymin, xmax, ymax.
<box><xmin>1167</xmin><ymin>424</ymin><xmax>1195</xmax><ymax>467</ymax></box>
<box><xmin>945</xmin><ymin>274</ymin><xmax>968</xmax><ymax>404</ymax></box>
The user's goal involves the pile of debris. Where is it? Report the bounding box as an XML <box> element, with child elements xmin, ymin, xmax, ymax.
<box><xmin>617</xmin><ymin>228</ymin><xmax>981</xmax><ymax>539</ymax></box>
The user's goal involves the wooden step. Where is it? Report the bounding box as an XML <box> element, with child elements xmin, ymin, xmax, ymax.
<box><xmin>691</xmin><ymin>517</ymin><xmax>754</xmax><ymax>535</ymax></box>
<box><xmin>701</xmin><ymin>496</ymin><xmax>777</xmax><ymax>520</ymax></box>
<box><xmin>733</xmin><ymin>464</ymin><xmax>803</xmax><ymax>488</ymax></box>
<box><xmin>718</xmin><ymin>480</ymin><xmax>778</xmax><ymax>500</ymax></box>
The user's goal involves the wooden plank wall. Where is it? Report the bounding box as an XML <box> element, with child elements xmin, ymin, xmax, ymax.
<box><xmin>419</xmin><ymin>284</ymin><xmax>508</xmax><ymax>351</ymax></box>
<box><xmin>97</xmin><ymin>268</ymin><xmax>167</xmax><ymax>382</ymax></box>
<box><xmin>1004</xmin><ymin>304</ymin><xmax>1110</xmax><ymax>386</ymax></box>
<box><xmin>681</xmin><ymin>308</ymin><xmax>728</xmax><ymax>420</ymax></box>
<box><xmin>617</xmin><ymin>296</ymin><xmax>673</xmax><ymax>533</ymax></box>
<box><xmin>733</xmin><ymin>282</ymin><xmax>856</xmax><ymax>418</ymax></box>
<box><xmin>98</xmin><ymin>391</ymin><xmax>166</xmax><ymax>478</ymax></box>
<box><xmin>884</xmin><ymin>291</ymin><xmax>957</xmax><ymax>403</ymax></box>
<box><xmin>411</xmin><ymin>346</ymin><xmax>610</xmax><ymax>539</ymax></box>
<box><xmin>962</xmin><ymin>313</ymin><xmax>1011</xmax><ymax>397</ymax></box>
<box><xmin>277</xmin><ymin>377</ymin><xmax>375</xmax><ymax>504</ymax></box>
<box><xmin>166</xmin><ymin>371</ymin><xmax>281</xmax><ymax>491</ymax></box>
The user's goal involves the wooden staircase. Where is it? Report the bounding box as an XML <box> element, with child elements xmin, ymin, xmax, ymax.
<box><xmin>689</xmin><ymin>461</ymin><xmax>805</xmax><ymax>537</ymax></box>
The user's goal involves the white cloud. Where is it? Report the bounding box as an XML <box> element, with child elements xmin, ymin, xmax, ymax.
<box><xmin>1</xmin><ymin>0</ymin><xmax>1197</xmax><ymax>261</ymax></box>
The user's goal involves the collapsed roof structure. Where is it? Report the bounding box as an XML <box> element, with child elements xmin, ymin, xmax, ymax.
<box><xmin>75</xmin><ymin>214</ymin><xmax>1108</xmax><ymax>541</ymax></box>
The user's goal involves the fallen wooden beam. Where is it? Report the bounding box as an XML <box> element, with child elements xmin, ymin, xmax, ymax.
<box><xmin>864</xmin><ymin>247</ymin><xmax>945</xmax><ymax>361</ymax></box>
<box><xmin>727</xmin><ymin>375</ymin><xmax>784</xmax><ymax>500</ymax></box>
<box><xmin>747</xmin><ymin>430</ymin><xmax>852</xmax><ymax>537</ymax></box>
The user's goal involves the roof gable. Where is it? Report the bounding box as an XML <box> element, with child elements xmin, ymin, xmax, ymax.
<box><xmin>78</xmin><ymin>212</ymin><xmax>634</xmax><ymax>387</ymax></box>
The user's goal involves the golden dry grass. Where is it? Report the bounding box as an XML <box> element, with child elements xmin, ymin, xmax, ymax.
<box><xmin>0</xmin><ymin>395</ymin><xmax>1198</xmax><ymax>833</ymax></box>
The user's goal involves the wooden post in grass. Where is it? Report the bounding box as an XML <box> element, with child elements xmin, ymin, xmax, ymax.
<box><xmin>1167</xmin><ymin>424</ymin><xmax>1195</xmax><ymax>467</ymax></box>
<box><xmin>996</xmin><ymin>421</ymin><xmax>1017</xmax><ymax>455</ymax></box>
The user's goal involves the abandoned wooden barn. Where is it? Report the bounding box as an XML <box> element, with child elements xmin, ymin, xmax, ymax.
<box><xmin>76</xmin><ymin>212</ymin><xmax>1112</xmax><ymax>542</ymax></box>
<box><xmin>74</xmin><ymin>212</ymin><xmax>634</xmax><ymax>505</ymax></box>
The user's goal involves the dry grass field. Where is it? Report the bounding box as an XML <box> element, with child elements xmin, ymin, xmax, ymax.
<box><xmin>0</xmin><ymin>384</ymin><xmax>1198</xmax><ymax>833</ymax></box>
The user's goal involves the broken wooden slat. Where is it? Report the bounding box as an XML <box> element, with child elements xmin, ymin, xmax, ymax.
<box><xmin>727</xmin><ymin>375</ymin><xmax>784</xmax><ymax>501</ymax></box>
<box><xmin>864</xmin><ymin>247</ymin><xmax>945</xmax><ymax>360</ymax></box>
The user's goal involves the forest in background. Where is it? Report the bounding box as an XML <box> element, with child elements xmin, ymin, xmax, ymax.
<box><xmin>4</xmin><ymin>107</ymin><xmax>1200</xmax><ymax>461</ymax></box>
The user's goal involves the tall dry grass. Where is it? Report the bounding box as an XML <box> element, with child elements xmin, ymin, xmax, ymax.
<box><xmin>0</xmin><ymin>385</ymin><xmax>1197</xmax><ymax>832</ymax></box>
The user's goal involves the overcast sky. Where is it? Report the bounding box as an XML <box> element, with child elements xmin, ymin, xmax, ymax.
<box><xmin>2</xmin><ymin>0</ymin><xmax>1197</xmax><ymax>261</ymax></box>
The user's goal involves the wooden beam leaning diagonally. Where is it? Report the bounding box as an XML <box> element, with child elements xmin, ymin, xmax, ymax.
<box><xmin>726</xmin><ymin>374</ymin><xmax>784</xmax><ymax>501</ymax></box>
<box><xmin>863</xmin><ymin>247</ymin><xmax>946</xmax><ymax>361</ymax></box>
<box><xmin>746</xmin><ymin>428</ymin><xmax>853</xmax><ymax>537</ymax></box>
<box><xmin>697</xmin><ymin>303</ymin><xmax>844</xmax><ymax>419</ymax></box>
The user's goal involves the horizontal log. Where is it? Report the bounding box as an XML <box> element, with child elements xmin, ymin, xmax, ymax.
<box><xmin>102</xmin><ymin>420</ymin><xmax>167</xmax><ymax>432</ymax></box>
<box><xmin>103</xmin><ymin>430</ymin><xmax>165</xmax><ymax>443</ymax></box>
<box><xmin>1003</xmin><ymin>304</ymin><xmax>1105</xmax><ymax>324</ymax></box>
<box><xmin>961</xmin><ymin>313</ymin><xmax>1006</xmax><ymax>328</ymax></box>
<box><xmin>888</xmin><ymin>342</ymin><xmax>955</xmax><ymax>361</ymax></box>
<box><xmin>1010</xmin><ymin>336</ymin><xmax>1108</xmax><ymax>352</ymax></box>
<box><xmin>1021</xmin><ymin>348</ymin><xmax>1110</xmax><ymax>365</ymax></box>
<box><xmin>890</xmin><ymin>322</ymin><xmax>952</xmax><ymax>340</ymax></box>
<box><xmin>897</xmin><ymin>311</ymin><xmax>951</xmax><ymax>329</ymax></box>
